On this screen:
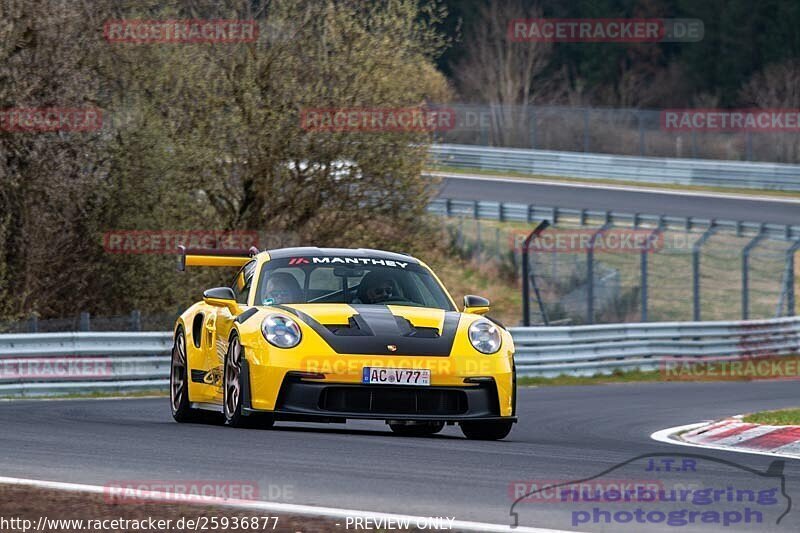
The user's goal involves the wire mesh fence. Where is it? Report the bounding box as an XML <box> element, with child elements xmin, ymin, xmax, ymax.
<box><xmin>442</xmin><ymin>213</ymin><xmax>799</xmax><ymax>326</ymax></box>
<box><xmin>433</xmin><ymin>104</ymin><xmax>800</xmax><ymax>163</ymax></box>
<box><xmin>0</xmin><ymin>311</ymin><xmax>180</xmax><ymax>334</ymax></box>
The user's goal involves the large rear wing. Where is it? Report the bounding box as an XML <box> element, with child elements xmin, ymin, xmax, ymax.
<box><xmin>177</xmin><ymin>245</ymin><xmax>259</xmax><ymax>271</ymax></box>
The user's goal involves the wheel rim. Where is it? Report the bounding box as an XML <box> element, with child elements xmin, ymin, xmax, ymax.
<box><xmin>224</xmin><ymin>337</ymin><xmax>242</xmax><ymax>419</ymax></box>
<box><xmin>170</xmin><ymin>333</ymin><xmax>186</xmax><ymax>413</ymax></box>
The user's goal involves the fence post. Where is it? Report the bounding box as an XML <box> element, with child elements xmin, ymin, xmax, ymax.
<box><xmin>692</xmin><ymin>223</ymin><xmax>717</xmax><ymax>321</ymax></box>
<box><xmin>638</xmin><ymin>110</ymin><xmax>645</xmax><ymax>156</ymax></box>
<box><xmin>745</xmin><ymin>131</ymin><xmax>753</xmax><ymax>161</ymax></box>
<box><xmin>130</xmin><ymin>310</ymin><xmax>142</xmax><ymax>332</ymax></box>
<box><xmin>742</xmin><ymin>228</ymin><xmax>766</xmax><ymax>319</ymax></box>
<box><xmin>79</xmin><ymin>312</ymin><xmax>90</xmax><ymax>332</ymax></box>
<box><xmin>476</xmin><ymin>219</ymin><xmax>482</xmax><ymax>256</ymax></box>
<box><xmin>521</xmin><ymin>221</ymin><xmax>550</xmax><ymax>327</ymax></box>
<box><xmin>786</xmin><ymin>239</ymin><xmax>800</xmax><ymax>316</ymax></box>
<box><xmin>583</xmin><ymin>108</ymin><xmax>590</xmax><ymax>152</ymax></box>
<box><xmin>27</xmin><ymin>314</ymin><xmax>39</xmax><ymax>333</ymax></box>
<box><xmin>641</xmin><ymin>224</ymin><xmax>664</xmax><ymax>322</ymax></box>
<box><xmin>587</xmin><ymin>223</ymin><xmax>611</xmax><ymax>324</ymax></box>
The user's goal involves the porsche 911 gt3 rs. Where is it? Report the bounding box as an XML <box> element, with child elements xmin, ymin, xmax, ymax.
<box><xmin>170</xmin><ymin>246</ymin><xmax>516</xmax><ymax>440</ymax></box>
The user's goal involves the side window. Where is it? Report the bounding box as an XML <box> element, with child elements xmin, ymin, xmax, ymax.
<box><xmin>232</xmin><ymin>260</ymin><xmax>256</xmax><ymax>304</ymax></box>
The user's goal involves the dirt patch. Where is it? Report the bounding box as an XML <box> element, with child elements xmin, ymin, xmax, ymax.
<box><xmin>0</xmin><ymin>483</ymin><xmax>402</xmax><ymax>532</ymax></box>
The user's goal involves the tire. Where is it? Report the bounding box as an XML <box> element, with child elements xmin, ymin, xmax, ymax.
<box><xmin>223</xmin><ymin>334</ymin><xmax>273</xmax><ymax>429</ymax></box>
<box><xmin>389</xmin><ymin>421</ymin><xmax>444</xmax><ymax>437</ymax></box>
<box><xmin>460</xmin><ymin>420</ymin><xmax>513</xmax><ymax>441</ymax></box>
<box><xmin>171</xmin><ymin>328</ymin><xmax>222</xmax><ymax>424</ymax></box>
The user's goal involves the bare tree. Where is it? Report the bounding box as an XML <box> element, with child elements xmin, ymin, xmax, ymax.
<box><xmin>452</xmin><ymin>1</ymin><xmax>551</xmax><ymax>147</ymax></box>
<box><xmin>740</xmin><ymin>60</ymin><xmax>800</xmax><ymax>162</ymax></box>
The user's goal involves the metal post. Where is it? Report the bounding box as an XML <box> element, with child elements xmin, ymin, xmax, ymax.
<box><xmin>475</xmin><ymin>219</ymin><xmax>482</xmax><ymax>256</ymax></box>
<box><xmin>692</xmin><ymin>223</ymin><xmax>717</xmax><ymax>321</ymax></box>
<box><xmin>27</xmin><ymin>314</ymin><xmax>38</xmax><ymax>333</ymax></box>
<box><xmin>638</xmin><ymin>110</ymin><xmax>645</xmax><ymax>156</ymax></box>
<box><xmin>745</xmin><ymin>131</ymin><xmax>753</xmax><ymax>161</ymax></box>
<box><xmin>785</xmin><ymin>238</ymin><xmax>800</xmax><ymax>316</ymax></box>
<box><xmin>79</xmin><ymin>312</ymin><xmax>90</xmax><ymax>332</ymax></box>
<box><xmin>587</xmin><ymin>223</ymin><xmax>611</xmax><ymax>324</ymax></box>
<box><xmin>521</xmin><ymin>220</ymin><xmax>550</xmax><ymax>327</ymax></box>
<box><xmin>130</xmin><ymin>310</ymin><xmax>142</xmax><ymax>332</ymax></box>
<box><xmin>641</xmin><ymin>224</ymin><xmax>664</xmax><ymax>322</ymax></box>
<box><xmin>742</xmin><ymin>228</ymin><xmax>766</xmax><ymax>319</ymax></box>
<box><xmin>583</xmin><ymin>108</ymin><xmax>590</xmax><ymax>152</ymax></box>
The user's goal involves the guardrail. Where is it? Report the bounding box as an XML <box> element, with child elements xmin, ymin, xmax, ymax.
<box><xmin>511</xmin><ymin>316</ymin><xmax>800</xmax><ymax>377</ymax></box>
<box><xmin>1</xmin><ymin>317</ymin><xmax>798</xmax><ymax>396</ymax></box>
<box><xmin>429</xmin><ymin>143</ymin><xmax>800</xmax><ymax>192</ymax></box>
<box><xmin>0</xmin><ymin>332</ymin><xmax>171</xmax><ymax>397</ymax></box>
<box><xmin>427</xmin><ymin>198</ymin><xmax>800</xmax><ymax>241</ymax></box>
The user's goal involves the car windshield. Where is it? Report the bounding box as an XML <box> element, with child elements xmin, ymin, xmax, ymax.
<box><xmin>255</xmin><ymin>257</ymin><xmax>455</xmax><ymax>311</ymax></box>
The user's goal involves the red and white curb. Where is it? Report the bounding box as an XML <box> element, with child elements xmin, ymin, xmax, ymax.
<box><xmin>651</xmin><ymin>416</ymin><xmax>800</xmax><ymax>460</ymax></box>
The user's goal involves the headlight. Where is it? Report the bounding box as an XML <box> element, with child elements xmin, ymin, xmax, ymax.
<box><xmin>261</xmin><ymin>314</ymin><xmax>302</xmax><ymax>348</ymax></box>
<box><xmin>468</xmin><ymin>319</ymin><xmax>501</xmax><ymax>354</ymax></box>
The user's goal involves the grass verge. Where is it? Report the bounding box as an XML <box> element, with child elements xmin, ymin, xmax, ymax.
<box><xmin>742</xmin><ymin>408</ymin><xmax>800</xmax><ymax>426</ymax></box>
<box><xmin>0</xmin><ymin>390</ymin><xmax>167</xmax><ymax>401</ymax></box>
<box><xmin>0</xmin><ymin>483</ymin><xmax>350</xmax><ymax>533</ymax></box>
<box><xmin>518</xmin><ymin>369</ymin><xmax>664</xmax><ymax>386</ymax></box>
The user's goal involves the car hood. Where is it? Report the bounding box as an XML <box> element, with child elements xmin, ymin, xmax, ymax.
<box><xmin>272</xmin><ymin>303</ymin><xmax>462</xmax><ymax>356</ymax></box>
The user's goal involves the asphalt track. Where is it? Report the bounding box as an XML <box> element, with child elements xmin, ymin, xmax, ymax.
<box><xmin>2</xmin><ymin>381</ymin><xmax>799</xmax><ymax>532</ymax></box>
<box><xmin>434</xmin><ymin>173</ymin><xmax>800</xmax><ymax>226</ymax></box>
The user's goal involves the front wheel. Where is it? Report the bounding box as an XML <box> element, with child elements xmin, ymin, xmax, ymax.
<box><xmin>224</xmin><ymin>334</ymin><xmax>273</xmax><ymax>429</ymax></box>
<box><xmin>389</xmin><ymin>421</ymin><xmax>444</xmax><ymax>437</ymax></box>
<box><xmin>460</xmin><ymin>420</ymin><xmax>513</xmax><ymax>440</ymax></box>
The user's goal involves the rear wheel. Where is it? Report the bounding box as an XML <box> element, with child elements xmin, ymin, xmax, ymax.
<box><xmin>460</xmin><ymin>420</ymin><xmax>513</xmax><ymax>441</ymax></box>
<box><xmin>224</xmin><ymin>334</ymin><xmax>273</xmax><ymax>429</ymax></box>
<box><xmin>171</xmin><ymin>328</ymin><xmax>221</xmax><ymax>424</ymax></box>
<box><xmin>388</xmin><ymin>421</ymin><xmax>444</xmax><ymax>437</ymax></box>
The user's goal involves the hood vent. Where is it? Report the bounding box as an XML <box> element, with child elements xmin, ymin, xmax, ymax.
<box><xmin>325</xmin><ymin>313</ymin><xmax>440</xmax><ymax>338</ymax></box>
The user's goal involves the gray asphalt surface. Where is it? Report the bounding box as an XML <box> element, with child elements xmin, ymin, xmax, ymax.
<box><xmin>435</xmin><ymin>173</ymin><xmax>800</xmax><ymax>226</ymax></box>
<box><xmin>1</xmin><ymin>381</ymin><xmax>799</xmax><ymax>532</ymax></box>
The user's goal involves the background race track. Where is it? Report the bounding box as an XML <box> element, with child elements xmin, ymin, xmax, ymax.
<box><xmin>435</xmin><ymin>173</ymin><xmax>800</xmax><ymax>226</ymax></box>
<box><xmin>1</xmin><ymin>382</ymin><xmax>799</xmax><ymax>532</ymax></box>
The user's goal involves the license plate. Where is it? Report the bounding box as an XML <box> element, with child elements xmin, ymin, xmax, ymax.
<box><xmin>362</xmin><ymin>367</ymin><xmax>430</xmax><ymax>386</ymax></box>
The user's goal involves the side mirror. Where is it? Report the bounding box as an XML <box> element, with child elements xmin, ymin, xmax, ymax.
<box><xmin>463</xmin><ymin>295</ymin><xmax>490</xmax><ymax>315</ymax></box>
<box><xmin>203</xmin><ymin>287</ymin><xmax>240</xmax><ymax>313</ymax></box>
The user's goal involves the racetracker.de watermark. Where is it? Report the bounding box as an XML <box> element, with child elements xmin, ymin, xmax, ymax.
<box><xmin>510</xmin><ymin>479</ymin><xmax>665</xmax><ymax>504</ymax></box>
<box><xmin>102</xmin><ymin>230</ymin><xmax>259</xmax><ymax>254</ymax></box>
<box><xmin>103</xmin><ymin>19</ymin><xmax>258</xmax><ymax>44</ymax></box>
<box><xmin>508</xmin><ymin>18</ymin><xmax>703</xmax><ymax>43</ymax></box>
<box><xmin>102</xmin><ymin>480</ymin><xmax>293</xmax><ymax>504</ymax></box>
<box><xmin>300</xmin><ymin>107</ymin><xmax>456</xmax><ymax>132</ymax></box>
<box><xmin>660</xmin><ymin>356</ymin><xmax>800</xmax><ymax>381</ymax></box>
<box><xmin>509</xmin><ymin>228</ymin><xmax>664</xmax><ymax>254</ymax></box>
<box><xmin>0</xmin><ymin>108</ymin><xmax>103</xmax><ymax>132</ymax></box>
<box><xmin>662</xmin><ymin>109</ymin><xmax>800</xmax><ymax>132</ymax></box>
<box><xmin>0</xmin><ymin>357</ymin><xmax>112</xmax><ymax>379</ymax></box>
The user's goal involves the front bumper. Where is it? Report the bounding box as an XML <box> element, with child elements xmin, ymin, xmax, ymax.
<box><xmin>241</xmin><ymin>360</ymin><xmax>515</xmax><ymax>423</ymax></box>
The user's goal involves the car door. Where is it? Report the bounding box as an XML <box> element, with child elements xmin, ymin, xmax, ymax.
<box><xmin>206</xmin><ymin>260</ymin><xmax>256</xmax><ymax>401</ymax></box>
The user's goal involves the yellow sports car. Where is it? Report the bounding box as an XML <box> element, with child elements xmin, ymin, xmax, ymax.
<box><xmin>171</xmin><ymin>246</ymin><xmax>516</xmax><ymax>440</ymax></box>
